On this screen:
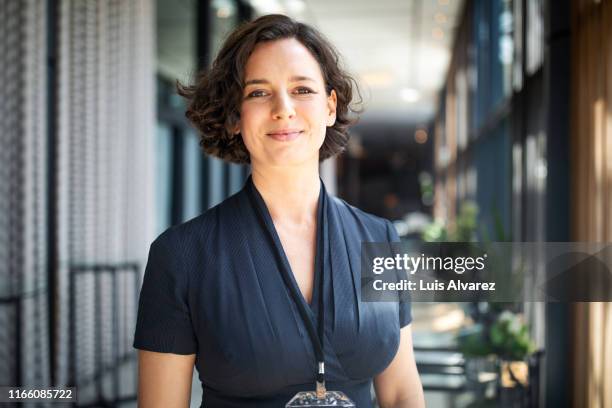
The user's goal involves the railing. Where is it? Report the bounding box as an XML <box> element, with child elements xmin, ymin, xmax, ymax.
<box><xmin>414</xmin><ymin>345</ymin><xmax>545</xmax><ymax>407</ymax></box>
<box><xmin>68</xmin><ymin>262</ymin><xmax>140</xmax><ymax>407</ymax></box>
<box><xmin>0</xmin><ymin>284</ymin><xmax>48</xmax><ymax>389</ymax></box>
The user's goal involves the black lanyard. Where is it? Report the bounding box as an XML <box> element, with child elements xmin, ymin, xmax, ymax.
<box><xmin>247</xmin><ymin>177</ymin><xmax>328</xmax><ymax>394</ymax></box>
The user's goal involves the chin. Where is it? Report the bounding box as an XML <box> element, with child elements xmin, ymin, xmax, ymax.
<box><xmin>265</xmin><ymin>151</ymin><xmax>319</xmax><ymax>167</ymax></box>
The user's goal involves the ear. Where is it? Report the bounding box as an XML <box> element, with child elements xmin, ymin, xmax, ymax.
<box><xmin>233</xmin><ymin>122</ymin><xmax>241</xmax><ymax>135</ymax></box>
<box><xmin>326</xmin><ymin>89</ymin><xmax>337</xmax><ymax>127</ymax></box>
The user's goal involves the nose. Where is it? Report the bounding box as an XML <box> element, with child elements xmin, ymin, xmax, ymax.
<box><xmin>271</xmin><ymin>93</ymin><xmax>296</xmax><ymax>120</ymax></box>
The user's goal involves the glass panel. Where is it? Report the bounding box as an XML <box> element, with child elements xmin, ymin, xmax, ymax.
<box><xmin>182</xmin><ymin>131</ymin><xmax>203</xmax><ymax>221</ymax></box>
<box><xmin>456</xmin><ymin>69</ymin><xmax>468</xmax><ymax>151</ymax></box>
<box><xmin>155</xmin><ymin>123</ymin><xmax>173</xmax><ymax>234</ymax></box>
<box><xmin>497</xmin><ymin>0</ymin><xmax>514</xmax><ymax>99</ymax></box>
<box><xmin>474</xmin><ymin>0</ymin><xmax>491</xmax><ymax>128</ymax></box>
<box><xmin>473</xmin><ymin>0</ymin><xmax>515</xmax><ymax>122</ymax></box>
<box><xmin>512</xmin><ymin>0</ymin><xmax>524</xmax><ymax>91</ymax></box>
<box><xmin>208</xmin><ymin>157</ymin><xmax>226</xmax><ymax>208</ymax></box>
<box><xmin>474</xmin><ymin>121</ymin><xmax>511</xmax><ymax>241</ymax></box>
<box><xmin>227</xmin><ymin>163</ymin><xmax>245</xmax><ymax>195</ymax></box>
<box><xmin>526</xmin><ymin>0</ymin><xmax>544</xmax><ymax>75</ymax></box>
<box><xmin>156</xmin><ymin>0</ymin><xmax>196</xmax><ymax>82</ymax></box>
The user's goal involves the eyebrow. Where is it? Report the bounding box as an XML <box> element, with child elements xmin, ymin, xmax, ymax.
<box><xmin>244</xmin><ymin>76</ymin><xmax>316</xmax><ymax>87</ymax></box>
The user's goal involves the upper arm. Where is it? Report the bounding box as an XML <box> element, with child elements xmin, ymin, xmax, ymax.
<box><xmin>373</xmin><ymin>325</ymin><xmax>425</xmax><ymax>408</ymax></box>
<box><xmin>138</xmin><ymin>350</ymin><xmax>196</xmax><ymax>408</ymax></box>
<box><xmin>134</xmin><ymin>237</ymin><xmax>199</xmax><ymax>406</ymax></box>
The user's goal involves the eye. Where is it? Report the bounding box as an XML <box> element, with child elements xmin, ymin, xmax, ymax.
<box><xmin>294</xmin><ymin>87</ymin><xmax>315</xmax><ymax>95</ymax></box>
<box><xmin>246</xmin><ymin>89</ymin><xmax>268</xmax><ymax>98</ymax></box>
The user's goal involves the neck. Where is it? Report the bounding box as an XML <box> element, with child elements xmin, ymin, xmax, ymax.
<box><xmin>250</xmin><ymin>162</ymin><xmax>321</xmax><ymax>224</ymax></box>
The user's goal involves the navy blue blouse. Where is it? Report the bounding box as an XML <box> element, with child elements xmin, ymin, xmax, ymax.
<box><xmin>133</xmin><ymin>177</ymin><xmax>412</xmax><ymax>407</ymax></box>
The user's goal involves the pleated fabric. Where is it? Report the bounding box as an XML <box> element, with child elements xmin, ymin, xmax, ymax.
<box><xmin>134</xmin><ymin>176</ymin><xmax>412</xmax><ymax>407</ymax></box>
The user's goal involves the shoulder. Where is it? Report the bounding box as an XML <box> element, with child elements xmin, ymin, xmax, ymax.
<box><xmin>331</xmin><ymin>196</ymin><xmax>397</xmax><ymax>241</ymax></box>
<box><xmin>152</xmin><ymin>191</ymin><xmax>243</xmax><ymax>252</ymax></box>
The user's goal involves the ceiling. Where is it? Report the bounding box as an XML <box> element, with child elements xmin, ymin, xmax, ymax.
<box><xmin>248</xmin><ymin>0</ymin><xmax>465</xmax><ymax>126</ymax></box>
<box><xmin>156</xmin><ymin>0</ymin><xmax>465</xmax><ymax>127</ymax></box>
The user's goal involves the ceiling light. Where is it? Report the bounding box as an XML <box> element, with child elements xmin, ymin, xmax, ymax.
<box><xmin>415</xmin><ymin>129</ymin><xmax>428</xmax><ymax>144</ymax></box>
<box><xmin>400</xmin><ymin>88</ymin><xmax>420</xmax><ymax>103</ymax></box>
<box><xmin>432</xmin><ymin>27</ymin><xmax>445</xmax><ymax>40</ymax></box>
<box><xmin>214</xmin><ymin>0</ymin><xmax>236</xmax><ymax>17</ymax></box>
<box><xmin>434</xmin><ymin>13</ymin><xmax>447</xmax><ymax>24</ymax></box>
<box><xmin>217</xmin><ymin>7</ymin><xmax>232</xmax><ymax>18</ymax></box>
<box><xmin>438</xmin><ymin>0</ymin><xmax>450</xmax><ymax>5</ymax></box>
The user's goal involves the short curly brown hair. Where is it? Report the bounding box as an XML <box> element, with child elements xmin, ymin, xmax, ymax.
<box><xmin>177</xmin><ymin>14</ymin><xmax>362</xmax><ymax>164</ymax></box>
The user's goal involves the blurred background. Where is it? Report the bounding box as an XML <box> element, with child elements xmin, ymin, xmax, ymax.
<box><xmin>0</xmin><ymin>0</ymin><xmax>611</xmax><ymax>407</ymax></box>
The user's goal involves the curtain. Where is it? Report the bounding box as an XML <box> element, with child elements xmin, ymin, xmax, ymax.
<box><xmin>0</xmin><ymin>0</ymin><xmax>50</xmax><ymax>388</ymax></box>
<box><xmin>54</xmin><ymin>1</ymin><xmax>155</xmax><ymax>402</ymax></box>
<box><xmin>570</xmin><ymin>0</ymin><xmax>612</xmax><ymax>407</ymax></box>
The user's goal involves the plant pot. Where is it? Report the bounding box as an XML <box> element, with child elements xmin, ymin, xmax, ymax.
<box><xmin>500</xmin><ymin>359</ymin><xmax>529</xmax><ymax>388</ymax></box>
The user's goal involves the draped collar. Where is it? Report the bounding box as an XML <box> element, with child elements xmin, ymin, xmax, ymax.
<box><xmin>244</xmin><ymin>175</ymin><xmax>328</xmax><ymax>312</ymax></box>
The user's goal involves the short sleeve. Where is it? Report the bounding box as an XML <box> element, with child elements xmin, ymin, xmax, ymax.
<box><xmin>133</xmin><ymin>237</ymin><xmax>198</xmax><ymax>354</ymax></box>
<box><xmin>385</xmin><ymin>220</ymin><xmax>413</xmax><ymax>328</ymax></box>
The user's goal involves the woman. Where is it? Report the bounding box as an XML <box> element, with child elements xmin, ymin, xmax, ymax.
<box><xmin>134</xmin><ymin>14</ymin><xmax>425</xmax><ymax>408</ymax></box>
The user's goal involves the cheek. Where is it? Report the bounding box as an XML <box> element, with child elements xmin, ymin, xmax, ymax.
<box><xmin>299</xmin><ymin>102</ymin><xmax>329</xmax><ymax>127</ymax></box>
<box><xmin>238</xmin><ymin>105</ymin><xmax>265</xmax><ymax>141</ymax></box>
<box><xmin>239</xmin><ymin>104</ymin><xmax>259</xmax><ymax>129</ymax></box>
<box><xmin>308</xmin><ymin>106</ymin><xmax>330</xmax><ymax>140</ymax></box>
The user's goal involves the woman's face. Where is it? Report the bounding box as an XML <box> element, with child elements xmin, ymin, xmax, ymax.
<box><xmin>237</xmin><ymin>38</ymin><xmax>337</xmax><ymax>167</ymax></box>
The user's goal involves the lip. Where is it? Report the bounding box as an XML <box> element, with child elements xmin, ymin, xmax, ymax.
<box><xmin>266</xmin><ymin>129</ymin><xmax>303</xmax><ymax>141</ymax></box>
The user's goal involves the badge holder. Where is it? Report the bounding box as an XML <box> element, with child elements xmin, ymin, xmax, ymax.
<box><xmin>285</xmin><ymin>365</ymin><xmax>355</xmax><ymax>407</ymax></box>
<box><xmin>285</xmin><ymin>390</ymin><xmax>355</xmax><ymax>407</ymax></box>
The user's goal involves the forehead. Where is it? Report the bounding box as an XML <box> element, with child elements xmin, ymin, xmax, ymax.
<box><xmin>244</xmin><ymin>38</ymin><xmax>325</xmax><ymax>83</ymax></box>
